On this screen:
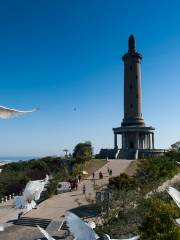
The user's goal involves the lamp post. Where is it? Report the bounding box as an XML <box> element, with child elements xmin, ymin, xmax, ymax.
<box><xmin>63</xmin><ymin>149</ymin><xmax>69</xmax><ymax>158</ymax></box>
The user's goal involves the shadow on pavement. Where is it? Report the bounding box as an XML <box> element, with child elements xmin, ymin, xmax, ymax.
<box><xmin>35</xmin><ymin>237</ymin><xmax>64</xmax><ymax>240</ymax></box>
<box><xmin>69</xmin><ymin>204</ymin><xmax>98</xmax><ymax>218</ymax></box>
<box><xmin>12</xmin><ymin>217</ymin><xmax>52</xmax><ymax>229</ymax></box>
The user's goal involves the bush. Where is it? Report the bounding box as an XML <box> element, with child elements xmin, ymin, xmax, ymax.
<box><xmin>135</xmin><ymin>155</ymin><xmax>178</xmax><ymax>192</ymax></box>
<box><xmin>165</xmin><ymin>150</ymin><xmax>180</xmax><ymax>162</ymax></box>
<box><xmin>109</xmin><ymin>173</ymin><xmax>139</xmax><ymax>191</ymax></box>
<box><xmin>96</xmin><ymin>189</ymin><xmax>143</xmax><ymax>238</ymax></box>
<box><xmin>140</xmin><ymin>198</ymin><xmax>180</xmax><ymax>239</ymax></box>
<box><xmin>0</xmin><ymin>172</ymin><xmax>29</xmax><ymax>196</ymax></box>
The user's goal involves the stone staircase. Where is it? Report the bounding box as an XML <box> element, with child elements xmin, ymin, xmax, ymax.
<box><xmin>102</xmin><ymin>159</ymin><xmax>132</xmax><ymax>176</ymax></box>
<box><xmin>117</xmin><ymin>149</ymin><xmax>136</xmax><ymax>159</ymax></box>
<box><xmin>84</xmin><ymin>159</ymin><xmax>133</xmax><ymax>200</ymax></box>
<box><xmin>14</xmin><ymin>217</ymin><xmax>51</xmax><ymax>229</ymax></box>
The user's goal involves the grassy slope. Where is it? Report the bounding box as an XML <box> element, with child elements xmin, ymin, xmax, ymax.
<box><xmin>83</xmin><ymin>159</ymin><xmax>107</xmax><ymax>177</ymax></box>
<box><xmin>125</xmin><ymin>160</ymin><xmax>139</xmax><ymax>176</ymax></box>
<box><xmin>84</xmin><ymin>159</ymin><xmax>138</xmax><ymax>178</ymax></box>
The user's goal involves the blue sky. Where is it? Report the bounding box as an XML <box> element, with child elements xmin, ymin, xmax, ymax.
<box><xmin>0</xmin><ymin>0</ymin><xmax>180</xmax><ymax>157</ymax></box>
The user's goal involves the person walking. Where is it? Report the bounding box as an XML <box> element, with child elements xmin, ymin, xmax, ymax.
<box><xmin>82</xmin><ymin>184</ymin><xmax>86</xmax><ymax>195</ymax></box>
<box><xmin>75</xmin><ymin>179</ymin><xmax>78</xmax><ymax>190</ymax></box>
<box><xmin>78</xmin><ymin>175</ymin><xmax>82</xmax><ymax>182</ymax></box>
<box><xmin>92</xmin><ymin>172</ymin><xmax>95</xmax><ymax>179</ymax></box>
<box><xmin>109</xmin><ymin>169</ymin><xmax>112</xmax><ymax>176</ymax></box>
<box><xmin>18</xmin><ymin>211</ymin><xmax>23</xmax><ymax>220</ymax></box>
<box><xmin>99</xmin><ymin>171</ymin><xmax>103</xmax><ymax>179</ymax></box>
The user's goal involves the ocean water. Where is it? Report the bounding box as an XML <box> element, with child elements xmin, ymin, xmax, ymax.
<box><xmin>0</xmin><ymin>156</ymin><xmax>36</xmax><ymax>163</ymax></box>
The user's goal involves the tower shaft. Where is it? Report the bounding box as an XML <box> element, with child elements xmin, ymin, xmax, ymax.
<box><xmin>122</xmin><ymin>35</ymin><xmax>144</xmax><ymax>127</ymax></box>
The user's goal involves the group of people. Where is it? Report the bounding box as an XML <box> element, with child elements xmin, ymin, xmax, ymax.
<box><xmin>92</xmin><ymin>171</ymin><xmax>103</xmax><ymax>179</ymax></box>
<box><xmin>69</xmin><ymin>168</ymin><xmax>113</xmax><ymax>196</ymax></box>
<box><xmin>107</xmin><ymin>167</ymin><xmax>112</xmax><ymax>176</ymax></box>
<box><xmin>68</xmin><ymin>175</ymin><xmax>87</xmax><ymax>196</ymax></box>
<box><xmin>69</xmin><ymin>179</ymin><xmax>78</xmax><ymax>191</ymax></box>
<box><xmin>92</xmin><ymin>167</ymin><xmax>113</xmax><ymax>180</ymax></box>
<box><xmin>69</xmin><ymin>174</ymin><xmax>82</xmax><ymax>191</ymax></box>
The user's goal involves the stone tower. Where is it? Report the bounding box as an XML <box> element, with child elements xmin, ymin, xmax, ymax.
<box><xmin>113</xmin><ymin>35</ymin><xmax>157</xmax><ymax>159</ymax></box>
<box><xmin>122</xmin><ymin>35</ymin><xmax>144</xmax><ymax>127</ymax></box>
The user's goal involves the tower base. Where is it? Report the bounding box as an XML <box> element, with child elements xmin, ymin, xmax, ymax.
<box><xmin>112</xmin><ymin>125</ymin><xmax>166</xmax><ymax>159</ymax></box>
<box><xmin>116</xmin><ymin>149</ymin><xmax>166</xmax><ymax>160</ymax></box>
<box><xmin>113</xmin><ymin>125</ymin><xmax>155</xmax><ymax>150</ymax></box>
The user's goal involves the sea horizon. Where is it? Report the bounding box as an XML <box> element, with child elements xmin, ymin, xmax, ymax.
<box><xmin>0</xmin><ymin>156</ymin><xmax>38</xmax><ymax>163</ymax></box>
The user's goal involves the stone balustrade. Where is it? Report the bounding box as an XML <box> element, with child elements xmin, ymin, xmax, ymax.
<box><xmin>0</xmin><ymin>193</ymin><xmax>16</xmax><ymax>203</ymax></box>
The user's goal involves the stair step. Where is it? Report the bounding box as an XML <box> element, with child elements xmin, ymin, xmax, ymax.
<box><xmin>13</xmin><ymin>217</ymin><xmax>51</xmax><ymax>229</ymax></box>
<box><xmin>61</xmin><ymin>221</ymin><xmax>68</xmax><ymax>230</ymax></box>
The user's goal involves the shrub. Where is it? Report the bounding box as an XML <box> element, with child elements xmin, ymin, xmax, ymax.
<box><xmin>135</xmin><ymin>155</ymin><xmax>178</xmax><ymax>191</ymax></box>
<box><xmin>109</xmin><ymin>173</ymin><xmax>139</xmax><ymax>191</ymax></box>
<box><xmin>140</xmin><ymin>198</ymin><xmax>180</xmax><ymax>239</ymax></box>
<box><xmin>165</xmin><ymin>150</ymin><xmax>180</xmax><ymax>162</ymax></box>
<box><xmin>96</xmin><ymin>189</ymin><xmax>143</xmax><ymax>238</ymax></box>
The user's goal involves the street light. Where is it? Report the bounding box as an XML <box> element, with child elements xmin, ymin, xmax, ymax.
<box><xmin>63</xmin><ymin>149</ymin><xmax>69</xmax><ymax>158</ymax></box>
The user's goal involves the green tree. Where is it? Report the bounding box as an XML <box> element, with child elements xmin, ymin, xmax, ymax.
<box><xmin>72</xmin><ymin>163</ymin><xmax>83</xmax><ymax>177</ymax></box>
<box><xmin>0</xmin><ymin>156</ymin><xmax>71</xmax><ymax>198</ymax></box>
<box><xmin>30</xmin><ymin>160</ymin><xmax>48</xmax><ymax>172</ymax></box>
<box><xmin>140</xmin><ymin>198</ymin><xmax>180</xmax><ymax>240</ymax></box>
<box><xmin>73</xmin><ymin>141</ymin><xmax>93</xmax><ymax>164</ymax></box>
<box><xmin>171</xmin><ymin>141</ymin><xmax>180</xmax><ymax>151</ymax></box>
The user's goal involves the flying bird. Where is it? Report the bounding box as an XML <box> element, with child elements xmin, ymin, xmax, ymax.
<box><xmin>65</xmin><ymin>211</ymin><xmax>98</xmax><ymax>240</ymax></box>
<box><xmin>65</xmin><ymin>211</ymin><xmax>140</xmax><ymax>240</ymax></box>
<box><xmin>167</xmin><ymin>187</ymin><xmax>180</xmax><ymax>209</ymax></box>
<box><xmin>167</xmin><ymin>187</ymin><xmax>180</xmax><ymax>226</ymax></box>
<box><xmin>0</xmin><ymin>105</ymin><xmax>37</xmax><ymax>119</ymax></box>
<box><xmin>15</xmin><ymin>175</ymin><xmax>49</xmax><ymax>213</ymax></box>
<box><xmin>37</xmin><ymin>225</ymin><xmax>55</xmax><ymax>240</ymax></box>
